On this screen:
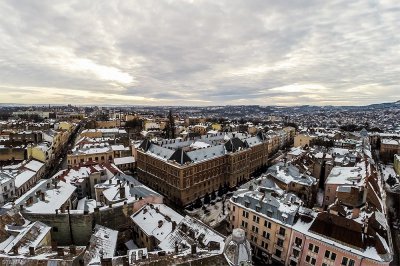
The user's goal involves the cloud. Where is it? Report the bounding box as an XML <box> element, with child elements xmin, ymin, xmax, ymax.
<box><xmin>0</xmin><ymin>0</ymin><xmax>399</xmax><ymax>106</ymax></box>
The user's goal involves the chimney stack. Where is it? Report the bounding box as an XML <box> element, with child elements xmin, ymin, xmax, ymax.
<box><xmin>191</xmin><ymin>244</ymin><xmax>197</xmax><ymax>254</ymax></box>
<box><xmin>51</xmin><ymin>241</ymin><xmax>58</xmax><ymax>251</ymax></box>
<box><xmin>41</xmin><ymin>192</ymin><xmax>45</xmax><ymax>201</ymax></box>
<box><xmin>57</xmin><ymin>247</ymin><xmax>64</xmax><ymax>256</ymax></box>
<box><xmin>158</xmin><ymin>220</ymin><xmax>163</xmax><ymax>228</ymax></box>
<box><xmin>175</xmin><ymin>241</ymin><xmax>179</xmax><ymax>253</ymax></box>
<box><xmin>172</xmin><ymin>221</ymin><xmax>177</xmax><ymax>231</ymax></box>
<box><xmin>119</xmin><ymin>186</ymin><xmax>126</xmax><ymax>199</ymax></box>
<box><xmin>29</xmin><ymin>246</ymin><xmax>35</xmax><ymax>256</ymax></box>
<box><xmin>13</xmin><ymin>246</ymin><xmax>19</xmax><ymax>255</ymax></box>
<box><xmin>69</xmin><ymin>245</ymin><xmax>76</xmax><ymax>255</ymax></box>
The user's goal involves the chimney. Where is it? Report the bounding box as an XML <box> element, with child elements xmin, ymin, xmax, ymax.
<box><xmin>41</xmin><ymin>192</ymin><xmax>45</xmax><ymax>201</ymax></box>
<box><xmin>55</xmin><ymin>209</ymin><xmax>59</xmax><ymax>214</ymax></box>
<box><xmin>20</xmin><ymin>205</ymin><xmax>24</xmax><ymax>211</ymax></box>
<box><xmin>158</xmin><ymin>220</ymin><xmax>163</xmax><ymax>228</ymax></box>
<box><xmin>191</xmin><ymin>244</ymin><xmax>197</xmax><ymax>254</ymax></box>
<box><xmin>61</xmin><ymin>205</ymin><xmax>66</xmax><ymax>213</ymax></box>
<box><xmin>51</xmin><ymin>241</ymin><xmax>58</xmax><ymax>251</ymax></box>
<box><xmin>70</xmin><ymin>245</ymin><xmax>76</xmax><ymax>255</ymax></box>
<box><xmin>109</xmin><ymin>179</ymin><xmax>112</xmax><ymax>184</ymax></box>
<box><xmin>47</xmin><ymin>182</ymin><xmax>51</xmax><ymax>189</ymax></box>
<box><xmin>172</xmin><ymin>221</ymin><xmax>177</xmax><ymax>231</ymax></box>
<box><xmin>57</xmin><ymin>247</ymin><xmax>64</xmax><ymax>256</ymax></box>
<box><xmin>29</xmin><ymin>246</ymin><xmax>35</xmax><ymax>256</ymax></box>
<box><xmin>352</xmin><ymin>208</ymin><xmax>360</xmax><ymax>219</ymax></box>
<box><xmin>175</xmin><ymin>241</ymin><xmax>178</xmax><ymax>253</ymax></box>
<box><xmin>109</xmin><ymin>203</ymin><xmax>112</xmax><ymax>208</ymax></box>
<box><xmin>13</xmin><ymin>246</ymin><xmax>19</xmax><ymax>255</ymax></box>
<box><xmin>119</xmin><ymin>186</ymin><xmax>126</xmax><ymax>199</ymax></box>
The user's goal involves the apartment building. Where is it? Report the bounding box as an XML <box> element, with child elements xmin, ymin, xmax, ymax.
<box><xmin>228</xmin><ymin>177</ymin><xmax>302</xmax><ymax>264</ymax></box>
<box><xmin>137</xmin><ymin>132</ymin><xmax>270</xmax><ymax>206</ymax></box>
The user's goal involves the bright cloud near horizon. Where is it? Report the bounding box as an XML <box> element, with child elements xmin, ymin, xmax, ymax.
<box><xmin>0</xmin><ymin>0</ymin><xmax>399</xmax><ymax>106</ymax></box>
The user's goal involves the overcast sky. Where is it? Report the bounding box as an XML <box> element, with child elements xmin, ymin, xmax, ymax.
<box><xmin>0</xmin><ymin>0</ymin><xmax>399</xmax><ymax>106</ymax></box>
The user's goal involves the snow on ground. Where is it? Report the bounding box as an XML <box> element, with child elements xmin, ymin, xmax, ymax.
<box><xmin>185</xmin><ymin>197</ymin><xmax>228</xmax><ymax>228</ymax></box>
<box><xmin>381</xmin><ymin>164</ymin><xmax>396</xmax><ymax>181</ymax></box>
<box><xmin>379</xmin><ymin>163</ymin><xmax>400</xmax><ymax>192</ymax></box>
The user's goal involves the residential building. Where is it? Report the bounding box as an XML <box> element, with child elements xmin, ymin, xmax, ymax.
<box><xmin>137</xmin><ymin>132</ymin><xmax>269</xmax><ymax>206</ymax></box>
<box><xmin>228</xmin><ymin>177</ymin><xmax>302</xmax><ymax>264</ymax></box>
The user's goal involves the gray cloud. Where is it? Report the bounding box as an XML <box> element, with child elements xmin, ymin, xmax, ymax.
<box><xmin>0</xmin><ymin>0</ymin><xmax>399</xmax><ymax>105</ymax></box>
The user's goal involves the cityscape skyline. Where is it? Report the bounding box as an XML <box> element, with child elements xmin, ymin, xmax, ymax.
<box><xmin>1</xmin><ymin>0</ymin><xmax>400</xmax><ymax>106</ymax></box>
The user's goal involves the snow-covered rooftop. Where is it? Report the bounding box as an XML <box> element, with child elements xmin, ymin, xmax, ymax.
<box><xmin>131</xmin><ymin>204</ymin><xmax>184</xmax><ymax>243</ymax></box>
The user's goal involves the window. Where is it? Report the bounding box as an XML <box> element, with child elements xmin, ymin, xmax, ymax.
<box><xmin>261</xmin><ymin>241</ymin><xmax>268</xmax><ymax>249</ymax></box>
<box><xmin>262</xmin><ymin>231</ymin><xmax>270</xmax><ymax>239</ymax></box>
<box><xmin>295</xmin><ymin>237</ymin><xmax>302</xmax><ymax>247</ymax></box>
<box><xmin>325</xmin><ymin>250</ymin><xmax>336</xmax><ymax>261</ymax></box>
<box><xmin>242</xmin><ymin>211</ymin><xmax>249</xmax><ymax>218</ymax></box>
<box><xmin>305</xmin><ymin>255</ymin><xmax>311</xmax><ymax>263</ymax></box>
<box><xmin>241</xmin><ymin>221</ymin><xmax>248</xmax><ymax>228</ymax></box>
<box><xmin>52</xmin><ymin>227</ymin><xmax>59</xmax><ymax>232</ymax></box>
<box><xmin>275</xmin><ymin>249</ymin><xmax>281</xmax><ymax>258</ymax></box>
<box><xmin>252</xmin><ymin>225</ymin><xmax>258</xmax><ymax>233</ymax></box>
<box><xmin>311</xmin><ymin>258</ymin><xmax>316</xmax><ymax>265</ymax></box>
<box><xmin>341</xmin><ymin>257</ymin><xmax>355</xmax><ymax>266</ymax></box>
<box><xmin>279</xmin><ymin>227</ymin><xmax>286</xmax><ymax>236</ymax></box>
<box><xmin>308</xmin><ymin>243</ymin><xmax>318</xmax><ymax>253</ymax></box>
<box><xmin>277</xmin><ymin>238</ymin><xmax>284</xmax><ymax>247</ymax></box>
<box><xmin>253</xmin><ymin>215</ymin><xmax>260</xmax><ymax>223</ymax></box>
<box><xmin>293</xmin><ymin>249</ymin><xmax>300</xmax><ymax>258</ymax></box>
<box><xmin>314</xmin><ymin>245</ymin><xmax>319</xmax><ymax>253</ymax></box>
<box><xmin>264</xmin><ymin>220</ymin><xmax>272</xmax><ymax>228</ymax></box>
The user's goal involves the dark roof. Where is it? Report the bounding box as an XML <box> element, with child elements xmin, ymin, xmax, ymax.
<box><xmin>224</xmin><ymin>137</ymin><xmax>246</xmax><ymax>152</ymax></box>
<box><xmin>309</xmin><ymin>212</ymin><xmax>367</xmax><ymax>249</ymax></box>
<box><xmin>139</xmin><ymin>139</ymin><xmax>152</xmax><ymax>151</ymax></box>
<box><xmin>169</xmin><ymin>148</ymin><xmax>191</xmax><ymax>165</ymax></box>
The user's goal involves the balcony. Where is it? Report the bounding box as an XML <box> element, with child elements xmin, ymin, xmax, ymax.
<box><xmin>272</xmin><ymin>254</ymin><xmax>282</xmax><ymax>262</ymax></box>
<box><xmin>292</xmin><ymin>243</ymin><xmax>302</xmax><ymax>251</ymax></box>
<box><xmin>289</xmin><ymin>255</ymin><xmax>299</xmax><ymax>263</ymax></box>
<box><xmin>274</xmin><ymin>244</ymin><xmax>284</xmax><ymax>251</ymax></box>
<box><xmin>276</xmin><ymin>232</ymin><xmax>286</xmax><ymax>240</ymax></box>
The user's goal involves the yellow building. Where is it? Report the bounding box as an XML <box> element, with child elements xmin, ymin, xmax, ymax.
<box><xmin>294</xmin><ymin>133</ymin><xmax>316</xmax><ymax>148</ymax></box>
<box><xmin>27</xmin><ymin>143</ymin><xmax>51</xmax><ymax>162</ymax></box>
<box><xmin>58</xmin><ymin>121</ymin><xmax>74</xmax><ymax>131</ymax></box>
<box><xmin>211</xmin><ymin>123</ymin><xmax>222</xmax><ymax>131</ymax></box>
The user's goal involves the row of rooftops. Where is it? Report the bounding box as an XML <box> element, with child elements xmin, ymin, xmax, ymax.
<box><xmin>0</xmin><ymin>159</ymin><xmax>45</xmax><ymax>189</ymax></box>
<box><xmin>139</xmin><ymin>131</ymin><xmax>269</xmax><ymax>166</ymax></box>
